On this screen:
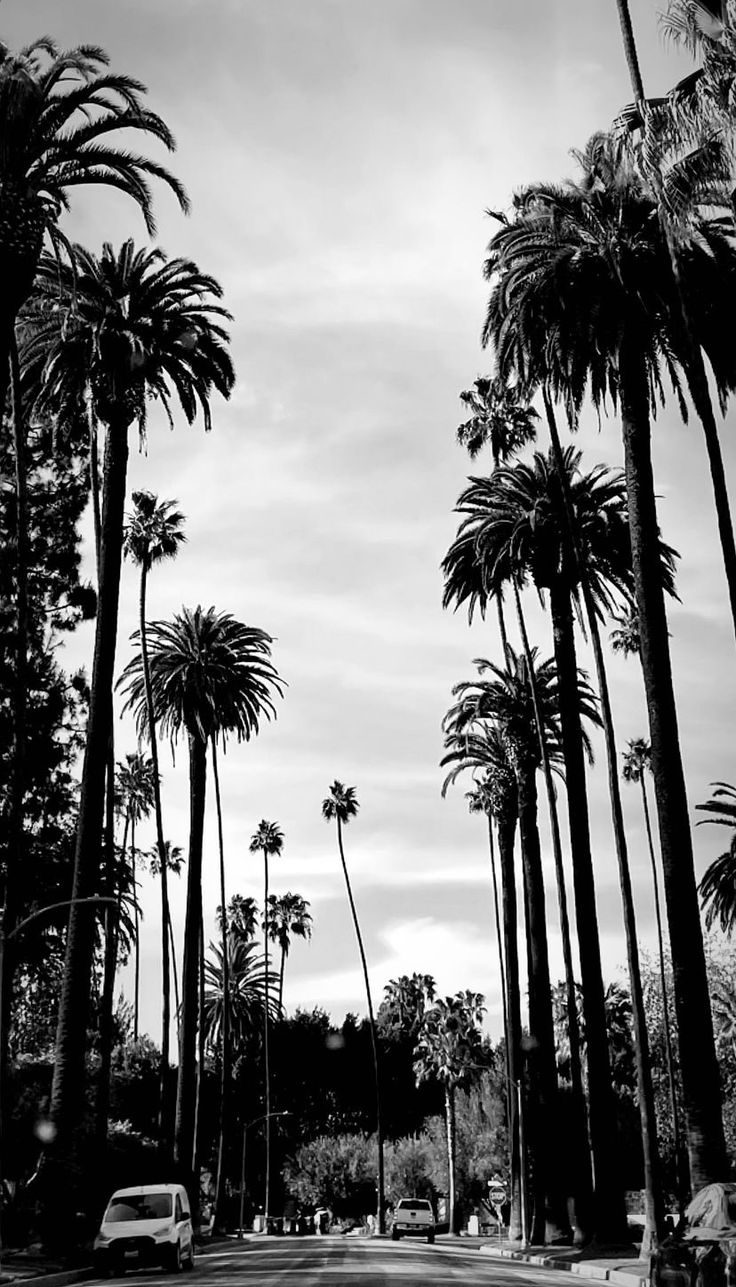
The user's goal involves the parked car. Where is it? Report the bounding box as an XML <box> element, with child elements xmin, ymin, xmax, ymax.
<box><xmin>391</xmin><ymin>1197</ymin><xmax>435</xmax><ymax>1244</ymax></box>
<box><xmin>93</xmin><ymin>1183</ymin><xmax>195</xmax><ymax>1274</ymax></box>
<box><xmin>652</xmin><ymin>1183</ymin><xmax>736</xmax><ymax>1287</ymax></box>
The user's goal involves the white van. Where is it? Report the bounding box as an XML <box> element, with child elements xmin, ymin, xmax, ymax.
<box><xmin>93</xmin><ymin>1183</ymin><xmax>195</xmax><ymax>1274</ymax></box>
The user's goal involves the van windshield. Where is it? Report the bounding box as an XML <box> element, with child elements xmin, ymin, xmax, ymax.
<box><xmin>106</xmin><ymin>1194</ymin><xmax>172</xmax><ymax>1222</ymax></box>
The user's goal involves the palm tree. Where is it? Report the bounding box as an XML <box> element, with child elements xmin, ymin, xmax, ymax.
<box><xmin>203</xmin><ymin>935</ymin><xmax>280</xmax><ymax>1055</ymax></box>
<box><xmin>146</xmin><ymin>841</ymin><xmax>184</xmax><ymax>1044</ymax></box>
<box><xmin>414</xmin><ymin>992</ymin><xmax>486</xmax><ymax>1236</ymax></box>
<box><xmin>218</xmin><ymin>894</ymin><xmax>259</xmax><ymax>944</ymax></box>
<box><xmin>322</xmin><ymin>782</ymin><xmax>385</xmax><ymax>1233</ymax></box>
<box><xmin>440</xmin><ymin>727</ymin><xmax>525</xmax><ymax>1239</ymax></box>
<box><xmin>27</xmin><ymin>243</ymin><xmax>233</xmax><ymax>1164</ymax></box>
<box><xmin>610</xmin><ymin>606</ymin><xmax>641</xmax><ymax>658</ymax></box>
<box><xmin>0</xmin><ymin>39</ymin><xmax>187</xmax><ymax>1160</ymax></box>
<box><xmin>118</xmin><ymin>605</ymin><xmax>283</xmax><ymax>1198</ymax></box>
<box><xmin>483</xmin><ymin>169</ymin><xmax>729</xmax><ymax>1186</ymax></box>
<box><xmin>443</xmin><ymin>648</ymin><xmax>597</xmax><ymax>1241</ymax></box>
<box><xmin>249</xmin><ymin>820</ymin><xmax>285</xmax><ymax>1223</ymax></box>
<box><xmin>696</xmin><ymin>783</ymin><xmax>736</xmax><ymax>934</ymax></box>
<box><xmin>114</xmin><ymin>753</ymin><xmax>156</xmax><ymax>1040</ymax></box>
<box><xmin>265</xmin><ymin>893</ymin><xmax>313</xmax><ymax>1009</ymax></box>
<box><xmin>623</xmin><ymin>738</ymin><xmax>683</xmax><ymax>1207</ymax></box>
<box><xmin>123</xmin><ymin>490</ymin><xmax>186</xmax><ymax>1125</ymax></box>
<box><xmin>455</xmin><ymin>375</ymin><xmax>537</xmax><ymax>653</ymax></box>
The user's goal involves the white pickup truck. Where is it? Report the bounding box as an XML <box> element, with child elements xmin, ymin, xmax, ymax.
<box><xmin>391</xmin><ymin>1197</ymin><xmax>436</xmax><ymax>1243</ymax></box>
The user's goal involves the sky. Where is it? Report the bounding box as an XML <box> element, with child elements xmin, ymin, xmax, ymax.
<box><xmin>5</xmin><ymin>0</ymin><xmax>736</xmax><ymax>1044</ymax></box>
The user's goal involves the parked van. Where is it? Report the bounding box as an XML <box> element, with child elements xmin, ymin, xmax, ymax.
<box><xmin>93</xmin><ymin>1183</ymin><xmax>194</xmax><ymax>1274</ymax></box>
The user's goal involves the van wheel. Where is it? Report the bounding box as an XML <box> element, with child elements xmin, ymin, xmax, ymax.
<box><xmin>391</xmin><ymin>1228</ymin><xmax>400</xmax><ymax>1241</ymax></box>
<box><xmin>184</xmin><ymin>1244</ymin><xmax>195</xmax><ymax>1271</ymax></box>
<box><xmin>168</xmin><ymin>1242</ymin><xmax>182</xmax><ymax>1273</ymax></box>
<box><xmin>427</xmin><ymin>1231</ymin><xmax>435</xmax><ymax>1244</ymax></box>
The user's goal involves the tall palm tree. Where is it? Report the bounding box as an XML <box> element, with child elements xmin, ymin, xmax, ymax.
<box><xmin>482</xmin><ymin>169</ymin><xmax>728</xmax><ymax>1186</ymax></box>
<box><xmin>622</xmin><ymin>738</ymin><xmax>683</xmax><ymax>1207</ymax></box>
<box><xmin>265</xmin><ymin>893</ymin><xmax>313</xmax><ymax>1009</ymax></box>
<box><xmin>27</xmin><ymin>243</ymin><xmax>234</xmax><ymax>1166</ymax></box>
<box><xmin>414</xmin><ymin>992</ymin><xmax>486</xmax><ymax>1236</ymax></box>
<box><xmin>0</xmin><ymin>38</ymin><xmax>187</xmax><ymax>1154</ymax></box>
<box><xmin>249</xmin><ymin>820</ymin><xmax>285</xmax><ymax>1224</ymax></box>
<box><xmin>123</xmin><ymin>490</ymin><xmax>186</xmax><ymax>1122</ymax></box>
<box><xmin>443</xmin><ymin>648</ymin><xmax>597</xmax><ymax>1241</ymax></box>
<box><xmin>118</xmin><ymin>606</ymin><xmax>283</xmax><ymax>1198</ymax></box>
<box><xmin>322</xmin><ymin>782</ymin><xmax>385</xmax><ymax>1233</ymax></box>
<box><xmin>454</xmin><ymin>375</ymin><xmax>537</xmax><ymax>653</ymax></box>
<box><xmin>203</xmin><ymin>935</ymin><xmax>280</xmax><ymax>1055</ymax></box>
<box><xmin>441</xmin><ymin>727</ymin><xmax>524</xmax><ymax>1239</ymax></box>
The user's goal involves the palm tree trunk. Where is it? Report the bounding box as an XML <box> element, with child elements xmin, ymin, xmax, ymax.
<box><xmin>543</xmin><ymin>391</ymin><xmax>663</xmax><ymax>1251</ymax></box>
<box><xmin>174</xmin><ymin>731</ymin><xmax>207</xmax><ymax>1198</ymax></box>
<box><xmin>169</xmin><ymin>908</ymin><xmax>181</xmax><ymax>1054</ymax></box>
<box><xmin>496</xmin><ymin>803</ymin><xmax>524</xmax><ymax>1243</ymax></box>
<box><xmin>211</xmin><ymin>741</ymin><xmax>230</xmax><ymax>1228</ymax></box>
<box><xmin>138</xmin><ymin>560</ymin><xmax>172</xmax><ymax>1153</ymax></box>
<box><xmin>513</xmin><ymin>578</ymin><xmax>591</xmax><ymax>1242</ymax></box>
<box><xmin>1</xmin><ymin>335</ymin><xmax>27</xmax><ymax>1143</ymax></box>
<box><xmin>336</xmin><ymin>816</ymin><xmax>385</xmax><ymax>1233</ymax></box>
<box><xmin>614</xmin><ymin>0</ymin><xmax>645</xmax><ymax>101</ymax></box>
<box><xmin>193</xmin><ymin>912</ymin><xmax>206</xmax><ymax>1187</ymax></box>
<box><xmin>497</xmin><ymin>598</ymin><xmax>510</xmax><ymax>659</ymax></box>
<box><xmin>259</xmin><ymin>844</ymin><xmax>268</xmax><ymax>1214</ymax></box>
<box><xmin>86</xmin><ymin>382</ymin><xmax>102</xmax><ymax>582</ymax></box>
<box><xmin>445</xmin><ymin>1084</ymin><xmax>457</xmax><ymax>1235</ymax></box>
<box><xmin>279</xmin><ymin>947</ymin><xmax>286</xmax><ymax>1012</ymax></box>
<box><xmin>515</xmin><ymin>762</ymin><xmax>569</xmax><ymax>1243</ymax></box>
<box><xmin>132</xmin><ymin>816</ymin><xmax>139</xmax><ymax>1042</ymax></box>
<box><xmin>548</xmin><ymin>581</ymin><xmax>627</xmax><ymax>1238</ymax></box>
<box><xmin>95</xmin><ymin>741</ymin><xmax>119</xmax><ymax>1149</ymax></box>
<box><xmin>50</xmin><ymin>416</ymin><xmax>130</xmax><ymax>1179</ymax></box>
<box><xmin>640</xmin><ymin>776</ymin><xmax>684</xmax><ymax>1209</ymax></box>
<box><xmin>486</xmin><ymin>814</ymin><xmax>508</xmax><ymax>1086</ymax></box>
<box><xmin>619</xmin><ymin>333</ymin><xmax>727</xmax><ymax>1190</ymax></box>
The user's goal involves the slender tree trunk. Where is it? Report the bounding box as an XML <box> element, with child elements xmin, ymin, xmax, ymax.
<box><xmin>169</xmin><ymin>908</ymin><xmax>181</xmax><ymax>1054</ymax></box>
<box><xmin>263</xmin><ymin>846</ymin><xmax>271</xmax><ymax>1222</ymax></box>
<box><xmin>445</xmin><ymin>1084</ymin><xmax>457</xmax><ymax>1235</ymax></box>
<box><xmin>619</xmin><ymin>334</ymin><xmax>726</xmax><ymax>1190</ymax></box>
<box><xmin>496</xmin><ymin>805</ymin><xmax>523</xmax><ymax>1243</ymax></box>
<box><xmin>174</xmin><ymin>732</ymin><xmax>207</xmax><ymax>1200</ymax></box>
<box><xmin>193</xmin><ymin>913</ymin><xmax>206</xmax><ymax>1190</ymax></box>
<box><xmin>132</xmin><ymin>816</ymin><xmax>139</xmax><ymax>1042</ymax></box>
<box><xmin>211</xmin><ymin>742</ymin><xmax>230</xmax><ymax>1228</ymax></box>
<box><xmin>279</xmin><ymin>947</ymin><xmax>286</xmax><ymax>1012</ymax></box>
<box><xmin>486</xmin><ymin>814</ymin><xmax>508</xmax><ymax>1084</ymax></box>
<box><xmin>335</xmin><ymin>816</ymin><xmax>385</xmax><ymax>1233</ymax></box>
<box><xmin>497</xmin><ymin>598</ymin><xmax>509</xmax><ymax>659</ymax></box>
<box><xmin>543</xmin><ymin>391</ymin><xmax>663</xmax><ymax>1252</ymax></box>
<box><xmin>49</xmin><ymin>416</ymin><xmax>130</xmax><ymax>1183</ymax></box>
<box><xmin>86</xmin><ymin>383</ymin><xmax>101</xmax><ymax>583</ymax></box>
<box><xmin>515</xmin><ymin>763</ymin><xmax>569</xmax><ymax>1244</ymax></box>
<box><xmin>138</xmin><ymin>560</ymin><xmax>172</xmax><ymax>1153</ymax></box>
<box><xmin>549</xmin><ymin>581</ymin><xmax>627</xmax><ymax>1238</ymax></box>
<box><xmin>513</xmin><ymin>579</ymin><xmax>591</xmax><ymax>1242</ymax></box>
<box><xmin>640</xmin><ymin>776</ymin><xmax>684</xmax><ymax>1209</ymax></box>
<box><xmin>1</xmin><ymin>336</ymin><xmax>27</xmax><ymax>1151</ymax></box>
<box><xmin>95</xmin><ymin>742</ymin><xmax>119</xmax><ymax>1149</ymax></box>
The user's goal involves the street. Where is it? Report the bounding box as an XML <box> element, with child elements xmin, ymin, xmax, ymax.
<box><xmin>91</xmin><ymin>1237</ymin><xmax>611</xmax><ymax>1286</ymax></box>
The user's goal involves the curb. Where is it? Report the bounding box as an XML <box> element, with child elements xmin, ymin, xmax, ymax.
<box><xmin>0</xmin><ymin>1270</ymin><xmax>95</xmax><ymax>1287</ymax></box>
<box><xmin>478</xmin><ymin>1246</ymin><xmax>649</xmax><ymax>1287</ymax></box>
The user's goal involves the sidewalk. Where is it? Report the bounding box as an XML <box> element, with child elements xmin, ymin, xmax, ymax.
<box><xmin>478</xmin><ymin>1243</ymin><xmax>650</xmax><ymax>1287</ymax></box>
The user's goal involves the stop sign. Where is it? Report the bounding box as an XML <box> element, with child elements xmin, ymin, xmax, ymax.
<box><xmin>488</xmin><ymin>1184</ymin><xmax>507</xmax><ymax>1206</ymax></box>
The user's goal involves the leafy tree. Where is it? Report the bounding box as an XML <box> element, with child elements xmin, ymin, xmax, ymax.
<box><xmin>119</xmin><ymin>605</ymin><xmax>283</xmax><ymax>1193</ymax></box>
<box><xmin>123</xmin><ymin>491</ymin><xmax>186</xmax><ymax>1104</ymax></box>
<box><xmin>378</xmin><ymin>975</ymin><xmax>436</xmax><ymax>1043</ymax></box>
<box><xmin>414</xmin><ymin>992</ymin><xmax>486</xmax><ymax>1235</ymax></box>
<box><xmin>697</xmin><ymin>783</ymin><xmax>736</xmax><ymax>934</ymax></box>
<box><xmin>266</xmin><ymin>893</ymin><xmax>313</xmax><ymax>1009</ymax></box>
<box><xmin>249</xmin><ymin>820</ymin><xmax>285</xmax><ymax>1219</ymax></box>
<box><xmin>282</xmin><ymin>1133</ymin><xmax>376</xmax><ymax>1217</ymax></box>
<box><xmin>322</xmin><ymin>782</ymin><xmax>385</xmax><ymax>1231</ymax></box>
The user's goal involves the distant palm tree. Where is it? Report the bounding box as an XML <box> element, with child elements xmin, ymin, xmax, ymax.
<box><xmin>118</xmin><ymin>605</ymin><xmax>283</xmax><ymax>1196</ymax></box>
<box><xmin>203</xmin><ymin>936</ymin><xmax>280</xmax><ymax>1054</ymax></box>
<box><xmin>146</xmin><ymin>841</ymin><xmax>184</xmax><ymax>1041</ymax></box>
<box><xmin>217</xmin><ymin>894</ymin><xmax>259</xmax><ymax>944</ymax></box>
<box><xmin>414</xmin><ymin>992</ymin><xmax>486</xmax><ymax>1236</ymax></box>
<box><xmin>610</xmin><ymin>606</ymin><xmax>641</xmax><ymax>659</ymax></box>
<box><xmin>265</xmin><ymin>893</ymin><xmax>313</xmax><ymax>1008</ymax></box>
<box><xmin>124</xmin><ymin>490</ymin><xmax>186</xmax><ymax>1130</ymax></box>
<box><xmin>249</xmin><ymin>820</ymin><xmax>285</xmax><ymax>1222</ymax></box>
<box><xmin>115</xmin><ymin>753</ymin><xmax>156</xmax><ymax>1040</ymax></box>
<box><xmin>697</xmin><ymin>783</ymin><xmax>736</xmax><ymax>934</ymax></box>
<box><xmin>322</xmin><ymin>782</ymin><xmax>385</xmax><ymax>1233</ymax></box>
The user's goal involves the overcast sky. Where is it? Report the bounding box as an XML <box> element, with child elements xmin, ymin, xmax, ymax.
<box><xmin>6</xmin><ymin>1</ymin><xmax>735</xmax><ymax>1043</ymax></box>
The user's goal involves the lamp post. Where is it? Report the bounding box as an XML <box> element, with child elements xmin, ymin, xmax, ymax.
<box><xmin>237</xmin><ymin>1110</ymin><xmax>291</xmax><ymax>1238</ymax></box>
<box><xmin>0</xmin><ymin>895</ymin><xmax>117</xmax><ymax>1263</ymax></box>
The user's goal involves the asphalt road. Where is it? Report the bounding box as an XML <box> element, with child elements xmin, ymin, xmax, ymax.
<box><xmin>92</xmin><ymin>1236</ymin><xmax>604</xmax><ymax>1286</ymax></box>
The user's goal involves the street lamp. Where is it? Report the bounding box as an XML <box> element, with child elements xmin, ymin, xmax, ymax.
<box><xmin>237</xmin><ymin>1111</ymin><xmax>291</xmax><ymax>1239</ymax></box>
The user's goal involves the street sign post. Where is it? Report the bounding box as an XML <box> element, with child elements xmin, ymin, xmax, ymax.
<box><xmin>487</xmin><ymin>1179</ymin><xmax>507</xmax><ymax>1244</ymax></box>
